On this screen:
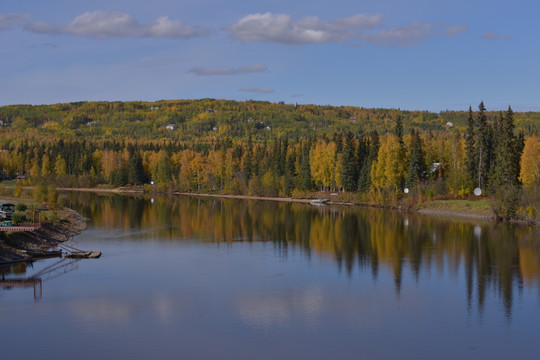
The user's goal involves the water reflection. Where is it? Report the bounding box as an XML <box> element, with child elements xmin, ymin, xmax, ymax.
<box><xmin>64</xmin><ymin>192</ymin><xmax>540</xmax><ymax>318</ymax></box>
<box><xmin>69</xmin><ymin>297</ymin><xmax>135</xmax><ymax>324</ymax></box>
<box><xmin>235</xmin><ymin>286</ymin><xmax>324</xmax><ymax>330</ymax></box>
<box><xmin>1</xmin><ymin>258</ymin><xmax>80</xmax><ymax>300</ymax></box>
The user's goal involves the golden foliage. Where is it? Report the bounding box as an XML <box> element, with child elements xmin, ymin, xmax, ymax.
<box><xmin>520</xmin><ymin>135</ymin><xmax>540</xmax><ymax>188</ymax></box>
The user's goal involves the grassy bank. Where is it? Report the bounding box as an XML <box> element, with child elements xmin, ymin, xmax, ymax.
<box><xmin>416</xmin><ymin>199</ymin><xmax>495</xmax><ymax>220</ymax></box>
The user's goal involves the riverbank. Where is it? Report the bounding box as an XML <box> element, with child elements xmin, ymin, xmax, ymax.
<box><xmin>58</xmin><ymin>186</ymin><xmax>502</xmax><ymax>221</ymax></box>
<box><xmin>416</xmin><ymin>199</ymin><xmax>496</xmax><ymax>220</ymax></box>
<box><xmin>2</xmin><ymin>185</ymin><xmax>520</xmax><ymax>224</ymax></box>
<box><xmin>0</xmin><ymin>208</ymin><xmax>87</xmax><ymax>265</ymax></box>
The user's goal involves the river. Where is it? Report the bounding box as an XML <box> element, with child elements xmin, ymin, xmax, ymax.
<box><xmin>1</xmin><ymin>192</ymin><xmax>539</xmax><ymax>359</ymax></box>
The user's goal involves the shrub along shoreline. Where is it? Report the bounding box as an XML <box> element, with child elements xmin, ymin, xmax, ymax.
<box><xmin>4</xmin><ymin>183</ymin><xmax>539</xmax><ymax>226</ymax></box>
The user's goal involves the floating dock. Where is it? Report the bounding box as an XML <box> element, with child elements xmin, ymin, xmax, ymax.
<box><xmin>64</xmin><ymin>251</ymin><xmax>101</xmax><ymax>259</ymax></box>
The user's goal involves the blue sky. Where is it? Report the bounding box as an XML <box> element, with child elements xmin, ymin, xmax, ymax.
<box><xmin>1</xmin><ymin>0</ymin><xmax>539</xmax><ymax>111</ymax></box>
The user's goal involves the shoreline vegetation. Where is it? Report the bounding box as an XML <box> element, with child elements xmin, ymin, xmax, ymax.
<box><xmin>0</xmin><ymin>99</ymin><xmax>538</xmax><ymax>225</ymax></box>
<box><xmin>0</xmin><ymin>194</ymin><xmax>87</xmax><ymax>265</ymax></box>
<box><xmin>39</xmin><ymin>185</ymin><xmax>502</xmax><ymax>221</ymax></box>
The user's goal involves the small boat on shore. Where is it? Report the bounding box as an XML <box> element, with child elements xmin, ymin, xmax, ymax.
<box><xmin>310</xmin><ymin>198</ymin><xmax>329</xmax><ymax>206</ymax></box>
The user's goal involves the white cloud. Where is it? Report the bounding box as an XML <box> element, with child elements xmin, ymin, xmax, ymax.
<box><xmin>443</xmin><ymin>24</ymin><xmax>468</xmax><ymax>37</ymax></box>
<box><xmin>26</xmin><ymin>11</ymin><xmax>209</xmax><ymax>39</ymax></box>
<box><xmin>240</xmin><ymin>86</ymin><xmax>274</xmax><ymax>94</ymax></box>
<box><xmin>226</xmin><ymin>12</ymin><xmax>383</xmax><ymax>44</ymax></box>
<box><xmin>7</xmin><ymin>10</ymin><xmax>467</xmax><ymax>47</ymax></box>
<box><xmin>146</xmin><ymin>16</ymin><xmax>209</xmax><ymax>38</ymax></box>
<box><xmin>226</xmin><ymin>13</ymin><xmax>462</xmax><ymax>47</ymax></box>
<box><xmin>189</xmin><ymin>64</ymin><xmax>267</xmax><ymax>76</ymax></box>
<box><xmin>0</xmin><ymin>13</ymin><xmax>30</xmax><ymax>30</ymax></box>
<box><xmin>63</xmin><ymin>11</ymin><xmax>140</xmax><ymax>38</ymax></box>
<box><xmin>364</xmin><ymin>22</ymin><xmax>437</xmax><ymax>47</ymax></box>
<box><xmin>481</xmin><ymin>32</ymin><xmax>511</xmax><ymax>40</ymax></box>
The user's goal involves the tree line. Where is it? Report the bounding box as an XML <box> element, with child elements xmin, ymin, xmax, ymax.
<box><xmin>0</xmin><ymin>101</ymin><xmax>539</xmax><ymax>221</ymax></box>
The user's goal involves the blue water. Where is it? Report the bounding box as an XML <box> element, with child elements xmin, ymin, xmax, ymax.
<box><xmin>1</xmin><ymin>194</ymin><xmax>539</xmax><ymax>359</ymax></box>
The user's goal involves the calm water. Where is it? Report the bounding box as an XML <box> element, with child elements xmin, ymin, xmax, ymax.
<box><xmin>1</xmin><ymin>193</ymin><xmax>539</xmax><ymax>360</ymax></box>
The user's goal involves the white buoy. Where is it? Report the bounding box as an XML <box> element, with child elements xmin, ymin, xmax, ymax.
<box><xmin>474</xmin><ymin>225</ymin><xmax>481</xmax><ymax>239</ymax></box>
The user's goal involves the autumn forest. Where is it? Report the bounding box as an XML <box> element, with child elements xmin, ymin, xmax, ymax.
<box><xmin>0</xmin><ymin>99</ymin><xmax>539</xmax><ymax>222</ymax></box>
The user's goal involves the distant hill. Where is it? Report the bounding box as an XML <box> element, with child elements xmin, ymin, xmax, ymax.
<box><xmin>1</xmin><ymin>99</ymin><xmax>538</xmax><ymax>143</ymax></box>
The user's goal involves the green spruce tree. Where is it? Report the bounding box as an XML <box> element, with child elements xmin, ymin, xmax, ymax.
<box><xmin>340</xmin><ymin>131</ymin><xmax>358</xmax><ymax>192</ymax></box>
<box><xmin>394</xmin><ymin>115</ymin><xmax>404</xmax><ymax>146</ymax></box>
<box><xmin>128</xmin><ymin>150</ymin><xmax>145</xmax><ymax>185</ymax></box>
<box><xmin>243</xmin><ymin>137</ymin><xmax>253</xmax><ymax>182</ymax></box>
<box><xmin>476</xmin><ymin>101</ymin><xmax>491</xmax><ymax>190</ymax></box>
<box><xmin>489</xmin><ymin>106</ymin><xmax>522</xmax><ymax>218</ymax></box>
<box><xmin>358</xmin><ymin>130</ymin><xmax>379</xmax><ymax>192</ymax></box>
<box><xmin>406</xmin><ymin>129</ymin><xmax>426</xmax><ymax>188</ymax></box>
<box><xmin>299</xmin><ymin>143</ymin><xmax>313</xmax><ymax>190</ymax></box>
<box><xmin>465</xmin><ymin>106</ymin><xmax>477</xmax><ymax>184</ymax></box>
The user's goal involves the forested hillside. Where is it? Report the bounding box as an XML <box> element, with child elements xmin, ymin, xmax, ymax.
<box><xmin>1</xmin><ymin>99</ymin><xmax>539</xmax><ymax>143</ymax></box>
<box><xmin>0</xmin><ymin>99</ymin><xmax>539</xmax><ymax>222</ymax></box>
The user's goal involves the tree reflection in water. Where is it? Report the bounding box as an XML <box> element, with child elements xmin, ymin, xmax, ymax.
<box><xmin>66</xmin><ymin>191</ymin><xmax>540</xmax><ymax>318</ymax></box>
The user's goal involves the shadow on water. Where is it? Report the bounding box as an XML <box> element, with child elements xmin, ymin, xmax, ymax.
<box><xmin>54</xmin><ymin>191</ymin><xmax>540</xmax><ymax>318</ymax></box>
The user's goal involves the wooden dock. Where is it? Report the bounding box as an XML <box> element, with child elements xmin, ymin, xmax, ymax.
<box><xmin>64</xmin><ymin>251</ymin><xmax>101</xmax><ymax>259</ymax></box>
<box><xmin>0</xmin><ymin>224</ymin><xmax>41</xmax><ymax>232</ymax></box>
<box><xmin>0</xmin><ymin>219</ymin><xmax>102</xmax><ymax>263</ymax></box>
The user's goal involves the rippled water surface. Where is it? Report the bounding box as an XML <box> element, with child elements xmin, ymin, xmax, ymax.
<box><xmin>1</xmin><ymin>193</ymin><xmax>539</xmax><ymax>359</ymax></box>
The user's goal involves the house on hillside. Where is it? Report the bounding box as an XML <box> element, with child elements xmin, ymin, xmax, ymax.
<box><xmin>166</xmin><ymin>124</ymin><xmax>178</xmax><ymax>131</ymax></box>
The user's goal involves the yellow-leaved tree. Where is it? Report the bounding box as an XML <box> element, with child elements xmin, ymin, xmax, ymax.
<box><xmin>519</xmin><ymin>135</ymin><xmax>540</xmax><ymax>188</ymax></box>
<box><xmin>310</xmin><ymin>140</ymin><xmax>336</xmax><ymax>191</ymax></box>
<box><xmin>371</xmin><ymin>134</ymin><xmax>406</xmax><ymax>191</ymax></box>
<box><xmin>54</xmin><ymin>154</ymin><xmax>67</xmax><ymax>176</ymax></box>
